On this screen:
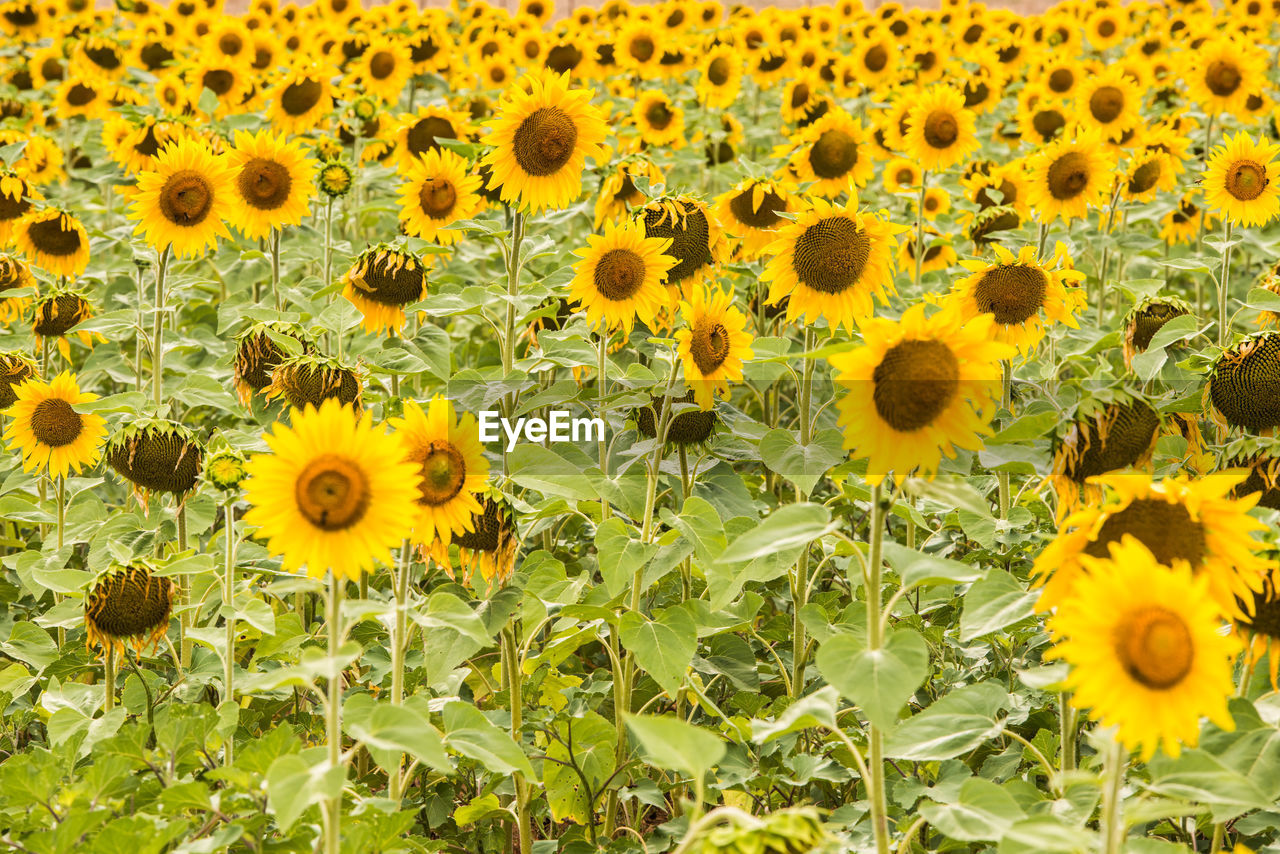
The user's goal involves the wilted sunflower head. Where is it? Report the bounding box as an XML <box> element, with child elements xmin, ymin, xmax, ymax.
<box><xmin>968</xmin><ymin>204</ymin><xmax>1021</xmax><ymax>246</ymax></box>
<box><xmin>84</xmin><ymin>561</ymin><xmax>175</xmax><ymax>655</ymax></box>
<box><xmin>637</xmin><ymin>195</ymin><xmax>723</xmax><ymax>290</ymax></box>
<box><xmin>1123</xmin><ymin>296</ymin><xmax>1192</xmax><ymax>366</ymax></box>
<box><xmin>31</xmin><ymin>290</ymin><xmax>92</xmax><ymax>339</ymax></box>
<box><xmin>634</xmin><ymin>389</ymin><xmax>719</xmax><ymax>446</ymax></box>
<box><xmin>341</xmin><ymin>245</ymin><xmax>429</xmax><ymax>335</ymax></box>
<box><xmin>317</xmin><ymin>160</ymin><xmax>354</xmax><ymax>198</ymax></box>
<box><xmin>106</xmin><ymin>419</ymin><xmax>205</xmax><ymax>499</ymax></box>
<box><xmin>1207</xmin><ymin>332</ymin><xmax>1280</xmax><ymax>432</ymax></box>
<box><xmin>0</xmin><ymin>350</ymin><xmax>34</xmax><ymax>408</ymax></box>
<box><xmin>441</xmin><ymin>490</ymin><xmax>520</xmax><ymax>588</ymax></box>
<box><xmin>1234</xmin><ymin>566</ymin><xmax>1280</xmax><ymax>687</ymax></box>
<box><xmin>268</xmin><ymin>353</ymin><xmax>363</xmax><ymax>414</ymax></box>
<box><xmin>1054</xmin><ymin>396</ymin><xmax>1160</xmax><ymax>484</ymax></box>
<box><xmin>233</xmin><ymin>320</ymin><xmax>315</xmax><ymax>405</ymax></box>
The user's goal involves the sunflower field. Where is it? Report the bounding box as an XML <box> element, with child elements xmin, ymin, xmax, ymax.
<box><xmin>9</xmin><ymin>0</ymin><xmax>1280</xmax><ymax>851</ymax></box>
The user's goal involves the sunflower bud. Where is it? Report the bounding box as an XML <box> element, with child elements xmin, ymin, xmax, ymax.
<box><xmin>317</xmin><ymin>159</ymin><xmax>354</xmax><ymax>198</ymax></box>
<box><xmin>204</xmin><ymin>445</ymin><xmax>249</xmax><ymax>492</ymax></box>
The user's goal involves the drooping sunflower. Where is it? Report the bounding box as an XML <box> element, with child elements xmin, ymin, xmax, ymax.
<box><xmin>829</xmin><ymin>303</ymin><xmax>1013</xmax><ymax>484</ymax></box>
<box><xmin>432</xmin><ymin>488</ymin><xmax>520</xmax><ymax>587</ymax></box>
<box><xmin>1046</xmin><ymin>536</ymin><xmax>1239</xmax><ymax>762</ymax></box>
<box><xmin>1159</xmin><ymin>193</ymin><xmax>1215</xmax><ymax>245</ymax></box>
<box><xmin>675</xmin><ymin>283</ymin><xmax>754</xmax><ymax>410</ymax></box>
<box><xmin>1026</xmin><ymin>128</ymin><xmax>1117</xmax><ymax>224</ymax></box>
<box><xmin>84</xmin><ymin>562</ymin><xmax>176</xmax><ymax>656</ymax></box>
<box><xmin>127</xmin><ymin>137</ymin><xmax>236</xmax><ymax>259</ymax></box>
<box><xmin>244</xmin><ymin>397</ymin><xmax>419</xmax><ymax>581</ymax></box>
<box><xmin>0</xmin><ymin>253</ymin><xmax>33</xmax><ymax>324</ymax></box>
<box><xmin>949</xmin><ymin>242</ymin><xmax>1085</xmax><ymax>354</ymax></box>
<box><xmin>784</xmin><ymin>108</ymin><xmax>874</xmax><ymax>198</ymax></box>
<box><xmin>1202</xmin><ymin>133</ymin><xmax>1280</xmax><ymax>228</ymax></box>
<box><xmin>593</xmin><ymin>156</ymin><xmax>664</xmax><ymax>229</ymax></box>
<box><xmin>636</xmin><ymin>195</ymin><xmax>727</xmax><ymax>295</ymax></box>
<box><xmin>3</xmin><ymin>371</ymin><xmax>106</xmax><ymax>480</ymax></box>
<box><xmin>481</xmin><ymin>69</ymin><xmax>609</xmax><ymax>214</ymax></box>
<box><xmin>632</xmin><ymin>90</ymin><xmax>685</xmax><ymax>149</ymax></box>
<box><xmin>697</xmin><ymin>43</ymin><xmax>742</xmax><ymax>109</ymax></box>
<box><xmin>1188</xmin><ymin>37</ymin><xmax>1267</xmax><ymax>119</ymax></box>
<box><xmin>634</xmin><ymin>388</ymin><xmax>719</xmax><ymax>447</ymax></box>
<box><xmin>340</xmin><ymin>245</ymin><xmax>429</xmax><ymax>335</ymax></box>
<box><xmin>760</xmin><ymin>197</ymin><xmax>908</xmax><ymax>333</ymax></box>
<box><xmin>389</xmin><ymin>396</ymin><xmax>489</xmax><ymax>548</ymax></box>
<box><xmin>1234</xmin><ymin>566</ymin><xmax>1280</xmax><ymax>689</ymax></box>
<box><xmin>267</xmin><ymin>64</ymin><xmax>335</xmax><ymax>137</ymax></box>
<box><xmin>714</xmin><ymin>179</ymin><xmax>793</xmax><ymax>261</ymax></box>
<box><xmin>903</xmin><ymin>85</ymin><xmax>978</xmax><ymax>173</ymax></box>
<box><xmin>1076</xmin><ymin>66</ymin><xmax>1143</xmax><ymax>138</ymax></box>
<box><xmin>226</xmin><ymin>129</ymin><xmax>316</xmax><ymax>240</ymax></box>
<box><xmin>106</xmin><ymin>419</ymin><xmax>205</xmax><ymax>501</ymax></box>
<box><xmin>0</xmin><ymin>171</ymin><xmax>40</xmax><ymax>245</ymax></box>
<box><xmin>233</xmin><ymin>320</ymin><xmax>315</xmax><ymax>406</ymax></box>
<box><xmin>1033</xmin><ymin>473</ymin><xmax>1269</xmax><ymax>621</ymax></box>
<box><xmin>896</xmin><ymin>228</ymin><xmax>957</xmax><ymax>275</ymax></box>
<box><xmin>395</xmin><ymin>147</ymin><xmax>482</xmax><ymax>246</ymax></box>
<box><xmin>14</xmin><ymin>208</ymin><xmax>89</xmax><ymax>278</ymax></box>
<box><xmin>1124</xmin><ymin>295</ymin><xmax>1192</xmax><ymax>367</ymax></box>
<box><xmin>569</xmin><ymin>217</ymin><xmax>674</xmax><ymax>334</ymax></box>
<box><xmin>0</xmin><ymin>351</ymin><xmax>34</xmax><ymax>408</ymax></box>
<box><xmin>1047</xmin><ymin>393</ymin><xmax>1161</xmax><ymax>518</ymax></box>
<box><xmin>268</xmin><ymin>354</ymin><xmax>363</xmax><ymax>414</ymax></box>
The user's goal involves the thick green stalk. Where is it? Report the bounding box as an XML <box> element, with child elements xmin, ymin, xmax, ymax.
<box><xmin>1059</xmin><ymin>692</ymin><xmax>1075</xmax><ymax>773</ymax></box>
<box><xmin>223</xmin><ymin>500</ymin><xmax>238</xmax><ymax>766</ymax></box>
<box><xmin>500</xmin><ymin>212</ymin><xmax>527</xmax><ymax>422</ymax></box>
<box><xmin>1218</xmin><ymin>220</ymin><xmax>1235</xmax><ymax>347</ymax></box>
<box><xmin>598</xmin><ymin>333</ymin><xmax>610</xmax><ymax>523</ymax></box>
<box><xmin>271</xmin><ymin>227</ymin><xmax>282</xmax><ymax>312</ymax></box>
<box><xmin>792</xmin><ymin>326</ymin><xmax>817</xmax><ymax>695</ymax></box>
<box><xmin>103</xmin><ymin>645</ymin><xmax>115</xmax><ymax>712</ymax></box>
<box><xmin>153</xmin><ymin>245</ymin><xmax>171</xmax><ymax>413</ymax></box>
<box><xmin>1101</xmin><ymin>739</ymin><xmax>1128</xmax><ymax>854</ymax></box>
<box><xmin>998</xmin><ymin>359</ymin><xmax>1012</xmax><ymax>520</ymax></box>
<box><xmin>323</xmin><ymin>573</ymin><xmax>344</xmax><ymax>854</ymax></box>
<box><xmin>388</xmin><ymin>541</ymin><xmax>411</xmax><ymax>801</ymax></box>
<box><xmin>502</xmin><ymin>625</ymin><xmax>532</xmax><ymax>854</ymax></box>
<box><xmin>913</xmin><ymin>173</ymin><xmax>928</xmax><ymax>290</ymax></box>
<box><xmin>866</xmin><ymin>483</ymin><xmax>889</xmax><ymax>854</ymax></box>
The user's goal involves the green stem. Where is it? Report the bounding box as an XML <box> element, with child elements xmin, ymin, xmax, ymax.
<box><xmin>501</xmin><ymin>211</ymin><xmax>526</xmax><ymax>422</ymax></box>
<box><xmin>998</xmin><ymin>359</ymin><xmax>1012</xmax><ymax>520</ymax></box>
<box><xmin>177</xmin><ymin>504</ymin><xmax>190</xmax><ymax>669</ymax></box>
<box><xmin>866</xmin><ymin>482</ymin><xmax>889</xmax><ymax>854</ymax></box>
<box><xmin>501</xmin><ymin>625</ymin><xmax>532</xmax><ymax>854</ymax></box>
<box><xmin>223</xmin><ymin>500</ymin><xmax>237</xmax><ymax>766</ymax></box>
<box><xmin>913</xmin><ymin>172</ymin><xmax>928</xmax><ymax>290</ymax></box>
<box><xmin>389</xmin><ymin>541</ymin><xmax>411</xmax><ymax>802</ymax></box>
<box><xmin>1058</xmin><ymin>692</ymin><xmax>1075</xmax><ymax>773</ymax></box>
<box><xmin>792</xmin><ymin>326</ymin><xmax>817</xmax><ymax>695</ymax></box>
<box><xmin>598</xmin><ymin>332</ymin><xmax>610</xmax><ymax>523</ymax></box>
<box><xmin>152</xmin><ymin>246</ymin><xmax>171</xmax><ymax>414</ymax></box>
<box><xmin>271</xmin><ymin>227</ymin><xmax>282</xmax><ymax>313</ymax></box>
<box><xmin>1218</xmin><ymin>220</ymin><xmax>1234</xmax><ymax>347</ymax></box>
<box><xmin>323</xmin><ymin>573</ymin><xmax>344</xmax><ymax>854</ymax></box>
<box><xmin>103</xmin><ymin>645</ymin><xmax>115</xmax><ymax>713</ymax></box>
<box><xmin>323</xmin><ymin>198</ymin><xmax>335</xmax><ymax>353</ymax></box>
<box><xmin>1101</xmin><ymin>738</ymin><xmax>1128</xmax><ymax>854</ymax></box>
<box><xmin>1209</xmin><ymin>822</ymin><xmax>1225</xmax><ymax>854</ymax></box>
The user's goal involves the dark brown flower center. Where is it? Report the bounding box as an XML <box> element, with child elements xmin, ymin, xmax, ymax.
<box><xmin>28</xmin><ymin>217</ymin><xmax>81</xmax><ymax>256</ymax></box>
<box><xmin>416</xmin><ymin>441</ymin><xmax>465</xmax><ymax>505</ymax></box>
<box><xmin>642</xmin><ymin>203</ymin><xmax>711</xmax><ymax>285</ymax></box>
<box><xmin>1047</xmin><ymin>150</ymin><xmax>1090</xmax><ymax>200</ymax></box>
<box><xmin>0</xmin><ymin>188</ymin><xmax>31</xmax><ymax>222</ymax></box>
<box><xmin>418</xmin><ymin>176</ymin><xmax>457</xmax><ymax>219</ymax></box>
<box><xmin>1206</xmin><ymin>59</ymin><xmax>1242</xmax><ymax>97</ymax></box>
<box><xmin>707</xmin><ymin>56</ymin><xmax>730</xmax><ymax>86</ymax></box>
<box><xmin>85</xmin><ymin>44</ymin><xmax>121</xmax><ymax>70</ymax></box>
<box><xmin>593</xmin><ymin>248</ymin><xmax>645</xmax><ymax>301</ymax></box>
<box><xmin>202</xmin><ymin>68</ymin><xmax>235</xmax><ymax>95</ymax></box>
<box><xmin>863</xmin><ymin>44</ymin><xmax>887</xmax><ymax>72</ymax></box>
<box><xmin>65</xmin><ymin>82</ymin><xmax>97</xmax><ymax>107</ymax></box>
<box><xmin>86</xmin><ymin>567</ymin><xmax>173</xmax><ymax>642</ymax></box>
<box><xmin>238</xmin><ymin>157</ymin><xmax>291</xmax><ymax>211</ymax></box>
<box><xmin>1032</xmin><ymin>108</ymin><xmax>1066</xmax><ymax>141</ymax></box>
<box><xmin>728</xmin><ymin>188</ymin><xmax>785</xmax><ymax>229</ymax></box>
<box><xmin>407</xmin><ymin>115</ymin><xmax>457</xmax><ymax>156</ymax></box>
<box><xmin>809</xmin><ymin>128</ymin><xmax>856</xmax><ymax>179</ymax></box>
<box><xmin>628</xmin><ymin>35</ymin><xmax>655</xmax><ymax>63</ymax></box>
<box><xmin>359</xmin><ymin>253</ymin><xmax>425</xmax><ymax>306</ymax></box>
<box><xmin>295</xmin><ymin>454</ymin><xmax>369</xmax><ymax>530</ymax></box>
<box><xmin>280</xmin><ymin>77</ymin><xmax>323</xmax><ymax>115</ymax></box>
<box><xmin>1088</xmin><ymin>85</ymin><xmax>1124</xmax><ymax>123</ymax></box>
<box><xmin>872</xmin><ymin>339</ymin><xmax>959</xmax><ymax>432</ymax></box>
<box><xmin>792</xmin><ymin>216</ymin><xmax>870</xmax><ymax>295</ymax></box>
<box><xmin>690</xmin><ymin>318</ymin><xmax>730</xmax><ymax>375</ymax></box>
<box><xmin>644</xmin><ymin>99</ymin><xmax>674</xmax><ymax>130</ymax></box>
<box><xmin>512</xmin><ymin>107</ymin><xmax>578</xmax><ymax>177</ymax></box>
<box><xmin>1048</xmin><ymin>67</ymin><xmax>1074</xmax><ymax>92</ymax></box>
<box><xmin>159</xmin><ymin>170</ymin><xmax>214</xmax><ymax>225</ymax></box>
<box><xmin>1083</xmin><ymin>498</ymin><xmax>1205</xmax><ymax>568</ymax></box>
<box><xmin>1128</xmin><ymin>159</ymin><xmax>1161</xmax><ymax>195</ymax></box>
<box><xmin>369</xmin><ymin>50</ymin><xmax>396</xmax><ymax>80</ymax></box>
<box><xmin>1114</xmin><ymin>607</ymin><xmax>1194</xmax><ymax>690</ymax></box>
<box><xmin>973</xmin><ymin>264</ymin><xmax>1049</xmax><ymax>324</ymax></box>
<box><xmin>31</xmin><ymin>398</ymin><xmax>82</xmax><ymax>446</ymax></box>
<box><xmin>1227</xmin><ymin>159</ymin><xmax>1267</xmax><ymax>201</ymax></box>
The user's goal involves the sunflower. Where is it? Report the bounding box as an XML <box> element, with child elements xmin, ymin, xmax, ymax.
<box><xmin>852</xmin><ymin>30</ymin><xmax>898</xmax><ymax>88</ymax></box>
<box><xmin>760</xmin><ymin>197</ymin><xmax>907</xmax><ymax>333</ymax></box>
<box><xmin>14</xmin><ymin>208</ymin><xmax>89</xmax><ymax>278</ymax></box>
<box><xmin>84</xmin><ymin>562</ymin><xmax>175</xmax><ymax>656</ymax></box>
<box><xmin>268</xmin><ymin>354</ymin><xmax>362</xmax><ymax>413</ymax></box>
<box><xmin>233</xmin><ymin>320</ymin><xmax>315</xmax><ymax>406</ymax></box>
<box><xmin>397</xmin><ymin>147</ymin><xmax>482</xmax><ymax>246</ymax></box>
<box><xmin>189</xmin><ymin>56</ymin><xmax>251</xmax><ymax>116</ymax></box>
<box><xmin>569</xmin><ymin>217</ymin><xmax>674</xmax><ymax>334</ymax></box>
<box><xmin>949</xmin><ymin>242</ymin><xmax>1085</xmax><ymax>354</ymax></box>
<box><xmin>634</xmin><ymin>388</ymin><xmax>719</xmax><ymax>447</ymax></box>
<box><xmin>389</xmin><ymin>396</ymin><xmax>489</xmax><ymax>548</ymax></box>
<box><xmin>675</xmin><ymin>283</ymin><xmax>754</xmax><ymax>410</ymax></box>
<box><xmin>1046</xmin><ymin>536</ymin><xmax>1238</xmax><ymax>762</ymax></box>
<box><xmin>921</xmin><ymin>187</ymin><xmax>950</xmax><ymax>219</ymax></box>
<box><xmin>0</xmin><ymin>171</ymin><xmax>39</xmax><ymax>245</ymax></box>
<box><xmin>593</xmin><ymin>156</ymin><xmax>664</xmax><ymax>228</ymax></box>
<box><xmin>226</xmin><ymin>129</ymin><xmax>316</xmax><ymax>240</ymax></box>
<box><xmin>632</xmin><ymin>90</ymin><xmax>685</xmax><ymax>149</ymax></box>
<box><xmin>883</xmin><ymin>157</ymin><xmax>921</xmax><ymax>195</ymax></box>
<box><xmin>781</xmin><ymin>71</ymin><xmax>823</xmax><ymax>124</ymax></box>
<box><xmin>636</xmin><ymin>195</ymin><xmax>727</xmax><ymax>298</ymax></box>
<box><xmin>106</xmin><ymin>419</ymin><xmax>204</xmax><ymax>501</ymax></box>
<box><xmin>1048</xmin><ymin>394</ymin><xmax>1160</xmax><ymax>517</ymax></box>
<box><xmin>0</xmin><ymin>253</ymin><xmax>33</xmax><ymax>323</ymax></box>
<box><xmin>267</xmin><ymin>64</ymin><xmax>334</xmax><ymax>137</ymax></box>
<box><xmin>340</xmin><ymin>245</ymin><xmax>429</xmax><ymax>335</ymax></box>
<box><xmin>1160</xmin><ymin>193</ymin><xmax>1214</xmax><ymax>245</ymax></box>
<box><xmin>317</xmin><ymin>160</ymin><xmax>354</xmax><ymax>198</ymax></box>
<box><xmin>349</xmin><ymin>35</ymin><xmax>411</xmax><ymax>103</ymax></box>
<box><xmin>896</xmin><ymin>227</ymin><xmax>957</xmax><ymax>275</ymax></box>
<box><xmin>244</xmin><ymin>397</ymin><xmax>418</xmax><ymax>581</ymax></box>
<box><xmin>784</xmin><ymin>108</ymin><xmax>874</xmax><ymax>198</ymax></box>
<box><xmin>55</xmin><ymin>77</ymin><xmax>106</xmax><ymax>120</ymax></box>
<box><xmin>1188</xmin><ymin>37</ymin><xmax>1266</xmax><ymax>119</ymax></box>
<box><xmin>903</xmin><ymin>85</ymin><xmax>978</xmax><ymax>173</ymax></box>
<box><xmin>127</xmin><ymin>137</ymin><xmax>236</xmax><ymax>259</ymax></box>
<box><xmin>433</xmin><ymin>489</ymin><xmax>520</xmax><ymax>587</ymax></box>
<box><xmin>1206</xmin><ymin>331</ymin><xmax>1280</xmax><ymax>432</ymax></box>
<box><xmin>1202</xmin><ymin>133</ymin><xmax>1280</xmax><ymax>228</ymax></box>
<box><xmin>481</xmin><ymin>69</ymin><xmax>608</xmax><ymax>214</ymax></box>
<box><xmin>1033</xmin><ymin>474</ymin><xmax>1268</xmax><ymax>622</ymax></box>
<box><xmin>714</xmin><ymin>179</ymin><xmax>793</xmax><ymax>261</ymax></box>
<box><xmin>0</xmin><ymin>351</ymin><xmax>34</xmax><ymax>408</ymax></box>
<box><xmin>1026</xmin><ymin>128</ymin><xmax>1116</xmax><ymax>224</ymax></box>
<box><xmin>3</xmin><ymin>371</ymin><xmax>106</xmax><ymax>480</ymax></box>
<box><xmin>1234</xmin><ymin>567</ymin><xmax>1280</xmax><ymax>689</ymax></box>
<box><xmin>1124</xmin><ymin>296</ymin><xmax>1192</xmax><ymax>367</ymax></box>
<box><xmin>1076</xmin><ymin>66</ymin><xmax>1142</xmax><ymax>138</ymax></box>
<box><xmin>1018</xmin><ymin>92</ymin><xmax>1070</xmax><ymax>146</ymax></box>
<box><xmin>1121</xmin><ymin>148</ymin><xmax>1176</xmax><ymax>204</ymax></box>
<box><xmin>829</xmin><ymin>302</ymin><xmax>1013</xmax><ymax>484</ymax></box>
<box><xmin>1084</xmin><ymin>6</ymin><xmax>1127</xmax><ymax>50</ymax></box>
<box><xmin>697</xmin><ymin>43</ymin><xmax>742</xmax><ymax>109</ymax></box>
<box><xmin>394</xmin><ymin>104</ymin><xmax>472</xmax><ymax>168</ymax></box>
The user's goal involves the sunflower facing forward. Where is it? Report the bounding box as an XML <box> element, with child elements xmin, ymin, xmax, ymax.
<box><xmin>4</xmin><ymin>371</ymin><xmax>106</xmax><ymax>479</ymax></box>
<box><xmin>1026</xmin><ymin>128</ymin><xmax>1116</xmax><ymax>224</ymax></box>
<box><xmin>14</xmin><ymin>208</ymin><xmax>89</xmax><ymax>278</ymax></box>
<box><xmin>675</xmin><ymin>283</ymin><xmax>754</xmax><ymax>410</ymax></box>
<box><xmin>949</xmin><ymin>242</ymin><xmax>1085</xmax><ymax>354</ymax></box>
<box><xmin>1032</xmin><ymin>474</ymin><xmax>1269</xmax><ymax>621</ymax></box>
<box><xmin>127</xmin><ymin>136</ymin><xmax>236</xmax><ymax>258</ymax></box>
<box><xmin>903</xmin><ymin>85</ymin><xmax>978</xmax><ymax>173</ymax></box>
<box><xmin>388</xmin><ymin>396</ymin><xmax>490</xmax><ymax>548</ymax></box>
<box><xmin>761</xmin><ymin>198</ymin><xmax>907</xmax><ymax>333</ymax></box>
<box><xmin>784</xmin><ymin>108</ymin><xmax>874</xmax><ymax>199</ymax></box>
<box><xmin>829</xmin><ymin>303</ymin><xmax>1014</xmax><ymax>484</ymax></box>
<box><xmin>569</xmin><ymin>217</ymin><xmax>674</xmax><ymax>334</ymax></box>
<box><xmin>226</xmin><ymin>129</ymin><xmax>316</xmax><ymax>240</ymax></box>
<box><xmin>397</xmin><ymin>147</ymin><xmax>483</xmax><ymax>245</ymax></box>
<box><xmin>244</xmin><ymin>397</ymin><xmax>419</xmax><ymax>581</ymax></box>
<box><xmin>1046</xmin><ymin>536</ymin><xmax>1239</xmax><ymax>762</ymax></box>
<box><xmin>481</xmin><ymin>69</ymin><xmax>609</xmax><ymax>213</ymax></box>
<box><xmin>1202</xmin><ymin>133</ymin><xmax>1280</xmax><ymax>227</ymax></box>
